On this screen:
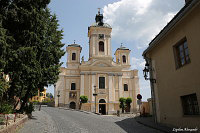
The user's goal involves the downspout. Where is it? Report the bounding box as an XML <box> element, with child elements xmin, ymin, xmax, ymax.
<box><xmin>144</xmin><ymin>56</ymin><xmax>157</xmax><ymax>124</ymax></box>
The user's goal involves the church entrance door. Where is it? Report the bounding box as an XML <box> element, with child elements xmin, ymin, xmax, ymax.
<box><xmin>69</xmin><ymin>102</ymin><xmax>76</xmax><ymax>109</ymax></box>
<box><xmin>99</xmin><ymin>99</ymin><xmax>106</xmax><ymax>115</ymax></box>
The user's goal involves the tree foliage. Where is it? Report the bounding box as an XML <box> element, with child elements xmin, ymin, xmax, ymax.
<box><xmin>0</xmin><ymin>0</ymin><xmax>65</xmax><ymax>111</ymax></box>
<box><xmin>0</xmin><ymin>75</ymin><xmax>9</xmax><ymax>100</ymax></box>
<box><xmin>119</xmin><ymin>97</ymin><xmax>126</xmax><ymax>113</ymax></box>
<box><xmin>125</xmin><ymin>97</ymin><xmax>132</xmax><ymax>112</ymax></box>
<box><xmin>80</xmin><ymin>95</ymin><xmax>88</xmax><ymax>103</ymax></box>
<box><xmin>46</xmin><ymin>92</ymin><xmax>53</xmax><ymax>98</ymax></box>
<box><xmin>126</xmin><ymin>97</ymin><xmax>132</xmax><ymax>104</ymax></box>
<box><xmin>79</xmin><ymin>95</ymin><xmax>88</xmax><ymax>110</ymax></box>
<box><xmin>119</xmin><ymin>97</ymin><xmax>133</xmax><ymax>113</ymax></box>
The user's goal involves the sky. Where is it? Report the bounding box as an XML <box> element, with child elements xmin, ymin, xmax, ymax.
<box><xmin>47</xmin><ymin>0</ymin><xmax>185</xmax><ymax>101</ymax></box>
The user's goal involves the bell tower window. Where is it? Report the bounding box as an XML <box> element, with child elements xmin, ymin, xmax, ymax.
<box><xmin>72</xmin><ymin>53</ymin><xmax>76</xmax><ymax>60</ymax></box>
<box><xmin>122</xmin><ymin>55</ymin><xmax>126</xmax><ymax>63</ymax></box>
<box><xmin>99</xmin><ymin>41</ymin><xmax>104</xmax><ymax>52</ymax></box>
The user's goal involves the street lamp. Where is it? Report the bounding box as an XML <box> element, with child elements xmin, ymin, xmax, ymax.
<box><xmin>143</xmin><ymin>61</ymin><xmax>156</xmax><ymax>83</ymax></box>
<box><xmin>93</xmin><ymin>85</ymin><xmax>97</xmax><ymax>113</ymax></box>
<box><xmin>143</xmin><ymin>59</ymin><xmax>157</xmax><ymax>123</ymax></box>
<box><xmin>57</xmin><ymin>90</ymin><xmax>60</xmax><ymax>107</ymax></box>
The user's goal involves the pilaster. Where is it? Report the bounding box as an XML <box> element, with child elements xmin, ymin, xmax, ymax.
<box><xmin>118</xmin><ymin>74</ymin><xmax>123</xmax><ymax>98</ymax></box>
<box><xmin>80</xmin><ymin>73</ymin><xmax>84</xmax><ymax>95</ymax></box>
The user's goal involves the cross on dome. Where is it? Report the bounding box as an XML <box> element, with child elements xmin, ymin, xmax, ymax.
<box><xmin>98</xmin><ymin>8</ymin><xmax>101</xmax><ymax>15</ymax></box>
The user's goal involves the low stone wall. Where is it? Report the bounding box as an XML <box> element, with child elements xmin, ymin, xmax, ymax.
<box><xmin>0</xmin><ymin>115</ymin><xmax>28</xmax><ymax>133</ymax></box>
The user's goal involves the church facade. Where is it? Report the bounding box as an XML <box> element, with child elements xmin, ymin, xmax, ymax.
<box><xmin>54</xmin><ymin>11</ymin><xmax>140</xmax><ymax>114</ymax></box>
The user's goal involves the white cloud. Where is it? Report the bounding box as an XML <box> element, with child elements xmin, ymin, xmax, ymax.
<box><xmin>103</xmin><ymin>0</ymin><xmax>184</xmax><ymax>49</ymax></box>
<box><xmin>131</xmin><ymin>57</ymin><xmax>145</xmax><ymax>69</ymax></box>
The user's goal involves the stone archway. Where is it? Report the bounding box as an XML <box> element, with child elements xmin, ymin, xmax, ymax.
<box><xmin>69</xmin><ymin>102</ymin><xmax>76</xmax><ymax>109</ymax></box>
<box><xmin>99</xmin><ymin>99</ymin><xmax>106</xmax><ymax>115</ymax></box>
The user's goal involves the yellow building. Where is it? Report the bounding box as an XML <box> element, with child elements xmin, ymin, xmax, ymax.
<box><xmin>143</xmin><ymin>0</ymin><xmax>200</xmax><ymax>128</ymax></box>
<box><xmin>30</xmin><ymin>88</ymin><xmax>47</xmax><ymax>102</ymax></box>
<box><xmin>55</xmin><ymin>10</ymin><xmax>140</xmax><ymax>114</ymax></box>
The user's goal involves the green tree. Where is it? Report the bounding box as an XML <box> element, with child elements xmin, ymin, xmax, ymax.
<box><xmin>1</xmin><ymin>0</ymin><xmax>65</xmax><ymax>112</ymax></box>
<box><xmin>79</xmin><ymin>95</ymin><xmax>88</xmax><ymax>109</ymax></box>
<box><xmin>0</xmin><ymin>1</ymin><xmax>13</xmax><ymax>71</ymax></box>
<box><xmin>125</xmin><ymin>97</ymin><xmax>132</xmax><ymax>112</ymax></box>
<box><xmin>0</xmin><ymin>75</ymin><xmax>9</xmax><ymax>103</ymax></box>
<box><xmin>46</xmin><ymin>92</ymin><xmax>54</xmax><ymax>98</ymax></box>
<box><xmin>119</xmin><ymin>97</ymin><xmax>126</xmax><ymax>113</ymax></box>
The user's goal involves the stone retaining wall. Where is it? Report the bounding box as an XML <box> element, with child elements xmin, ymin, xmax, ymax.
<box><xmin>0</xmin><ymin>115</ymin><xmax>28</xmax><ymax>133</ymax></box>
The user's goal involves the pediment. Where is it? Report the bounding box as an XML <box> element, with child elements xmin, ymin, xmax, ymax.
<box><xmin>91</xmin><ymin>60</ymin><xmax>112</xmax><ymax>67</ymax></box>
<box><xmin>96</xmin><ymin>63</ymin><xmax>109</xmax><ymax>67</ymax></box>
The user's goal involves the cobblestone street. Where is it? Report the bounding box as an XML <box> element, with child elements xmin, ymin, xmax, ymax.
<box><xmin>18</xmin><ymin>107</ymin><xmax>162</xmax><ymax>133</ymax></box>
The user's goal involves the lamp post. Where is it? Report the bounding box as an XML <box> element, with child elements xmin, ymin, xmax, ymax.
<box><xmin>57</xmin><ymin>90</ymin><xmax>60</xmax><ymax>107</ymax></box>
<box><xmin>93</xmin><ymin>85</ymin><xmax>97</xmax><ymax>113</ymax></box>
<box><xmin>143</xmin><ymin>62</ymin><xmax>156</xmax><ymax>83</ymax></box>
<box><xmin>143</xmin><ymin>59</ymin><xmax>157</xmax><ymax>123</ymax></box>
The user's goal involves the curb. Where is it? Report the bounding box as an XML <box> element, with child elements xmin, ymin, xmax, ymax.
<box><xmin>0</xmin><ymin>115</ymin><xmax>28</xmax><ymax>133</ymax></box>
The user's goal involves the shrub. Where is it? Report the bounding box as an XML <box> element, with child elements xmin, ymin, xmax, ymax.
<box><xmin>79</xmin><ymin>95</ymin><xmax>88</xmax><ymax>109</ymax></box>
<box><xmin>80</xmin><ymin>95</ymin><xmax>88</xmax><ymax>103</ymax></box>
<box><xmin>0</xmin><ymin>103</ymin><xmax>13</xmax><ymax>114</ymax></box>
<box><xmin>119</xmin><ymin>97</ymin><xmax>126</xmax><ymax>113</ymax></box>
<box><xmin>0</xmin><ymin>77</ymin><xmax>9</xmax><ymax>100</ymax></box>
<box><xmin>125</xmin><ymin>97</ymin><xmax>132</xmax><ymax>112</ymax></box>
<box><xmin>126</xmin><ymin>97</ymin><xmax>132</xmax><ymax>104</ymax></box>
<box><xmin>32</xmin><ymin>100</ymin><xmax>39</xmax><ymax>105</ymax></box>
<box><xmin>41</xmin><ymin>98</ymin><xmax>54</xmax><ymax>105</ymax></box>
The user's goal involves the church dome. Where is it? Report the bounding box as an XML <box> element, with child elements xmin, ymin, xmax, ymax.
<box><xmin>117</xmin><ymin>45</ymin><xmax>130</xmax><ymax>50</ymax></box>
<box><xmin>68</xmin><ymin>44</ymin><xmax>81</xmax><ymax>47</ymax></box>
<box><xmin>90</xmin><ymin>9</ymin><xmax>112</xmax><ymax>29</ymax></box>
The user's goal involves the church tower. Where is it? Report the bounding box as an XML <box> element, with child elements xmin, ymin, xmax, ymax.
<box><xmin>66</xmin><ymin>43</ymin><xmax>82</xmax><ymax>68</ymax></box>
<box><xmin>115</xmin><ymin>45</ymin><xmax>131</xmax><ymax>68</ymax></box>
<box><xmin>88</xmin><ymin>9</ymin><xmax>112</xmax><ymax>60</ymax></box>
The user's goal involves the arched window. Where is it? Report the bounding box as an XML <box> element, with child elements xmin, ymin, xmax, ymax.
<box><xmin>71</xmin><ymin>83</ymin><xmax>76</xmax><ymax>90</ymax></box>
<box><xmin>99</xmin><ymin>41</ymin><xmax>104</xmax><ymax>52</ymax></box>
<box><xmin>124</xmin><ymin>84</ymin><xmax>128</xmax><ymax>91</ymax></box>
<box><xmin>99</xmin><ymin>99</ymin><xmax>106</xmax><ymax>103</ymax></box>
<box><xmin>122</xmin><ymin>55</ymin><xmax>126</xmax><ymax>63</ymax></box>
<box><xmin>72</xmin><ymin>53</ymin><xmax>76</xmax><ymax>60</ymax></box>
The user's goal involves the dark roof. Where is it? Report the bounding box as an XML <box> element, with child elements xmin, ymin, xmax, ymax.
<box><xmin>116</xmin><ymin>45</ymin><xmax>130</xmax><ymax>51</ymax></box>
<box><xmin>91</xmin><ymin>22</ymin><xmax>112</xmax><ymax>28</ymax></box>
<box><xmin>117</xmin><ymin>47</ymin><xmax>130</xmax><ymax>51</ymax></box>
<box><xmin>143</xmin><ymin>0</ymin><xmax>199</xmax><ymax>56</ymax></box>
<box><xmin>67</xmin><ymin>44</ymin><xmax>81</xmax><ymax>47</ymax></box>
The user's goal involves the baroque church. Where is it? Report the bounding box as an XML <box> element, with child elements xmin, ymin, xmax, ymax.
<box><xmin>54</xmin><ymin>10</ymin><xmax>140</xmax><ymax>114</ymax></box>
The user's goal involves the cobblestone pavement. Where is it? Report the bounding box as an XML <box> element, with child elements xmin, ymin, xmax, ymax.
<box><xmin>18</xmin><ymin>107</ymin><xmax>162</xmax><ymax>133</ymax></box>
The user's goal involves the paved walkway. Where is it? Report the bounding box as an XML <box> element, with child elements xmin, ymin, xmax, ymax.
<box><xmin>17</xmin><ymin>110</ymin><xmax>57</xmax><ymax>133</ymax></box>
<box><xmin>135</xmin><ymin>117</ymin><xmax>174</xmax><ymax>133</ymax></box>
<box><xmin>18</xmin><ymin>107</ymin><xmax>163</xmax><ymax>133</ymax></box>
